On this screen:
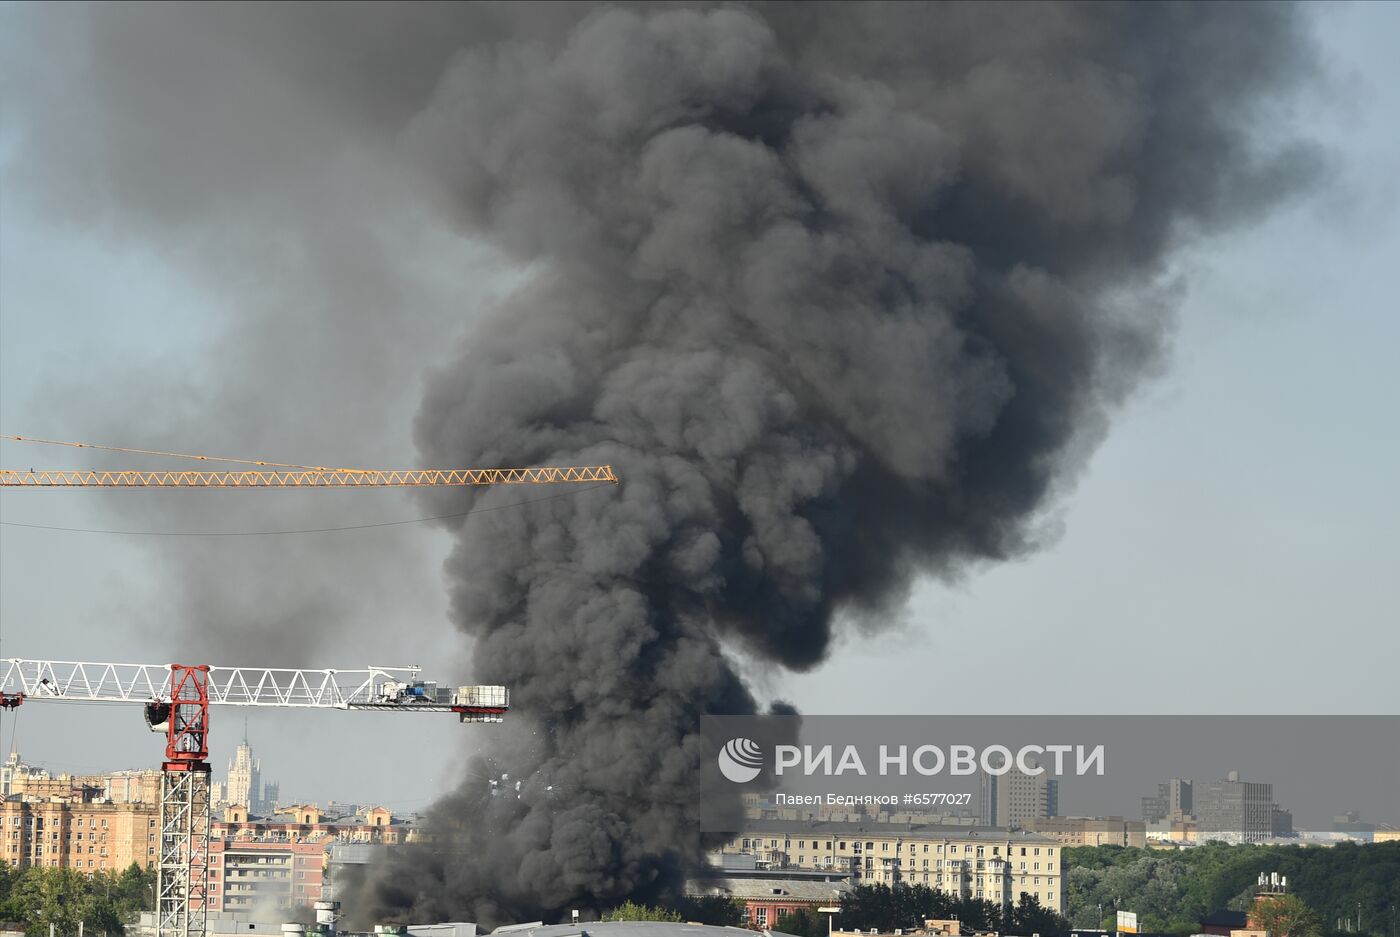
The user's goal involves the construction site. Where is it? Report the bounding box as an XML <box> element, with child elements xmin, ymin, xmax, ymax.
<box><xmin>0</xmin><ymin>436</ymin><xmax>617</xmax><ymax>937</ymax></box>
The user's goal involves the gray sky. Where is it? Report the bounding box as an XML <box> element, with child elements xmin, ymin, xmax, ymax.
<box><xmin>0</xmin><ymin>3</ymin><xmax>1396</xmax><ymax>813</ymax></box>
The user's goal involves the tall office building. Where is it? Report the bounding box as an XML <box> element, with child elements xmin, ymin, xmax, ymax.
<box><xmin>1196</xmin><ymin>772</ymin><xmax>1273</xmax><ymax>843</ymax></box>
<box><xmin>1142</xmin><ymin>778</ymin><xmax>1192</xmax><ymax>822</ymax></box>
<box><xmin>980</xmin><ymin>764</ymin><xmax>1058</xmax><ymax>828</ymax></box>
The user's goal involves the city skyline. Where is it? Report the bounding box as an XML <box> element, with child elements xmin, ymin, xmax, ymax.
<box><xmin>1</xmin><ymin>4</ymin><xmax>1397</xmax><ymax>811</ymax></box>
<box><xmin>0</xmin><ymin>8</ymin><xmax>1397</xmax><ymax>934</ymax></box>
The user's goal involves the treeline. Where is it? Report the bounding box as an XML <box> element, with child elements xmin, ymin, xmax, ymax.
<box><xmin>832</xmin><ymin>883</ymin><xmax>1067</xmax><ymax>937</ymax></box>
<box><xmin>1064</xmin><ymin>842</ymin><xmax>1400</xmax><ymax>936</ymax></box>
<box><xmin>606</xmin><ymin>898</ymin><xmax>748</xmax><ymax>927</ymax></box>
<box><xmin>604</xmin><ymin>890</ymin><xmax>1064</xmax><ymax>937</ymax></box>
<box><xmin>0</xmin><ymin>863</ymin><xmax>155</xmax><ymax>936</ymax></box>
<box><xmin>618</xmin><ymin>843</ymin><xmax>1399</xmax><ymax>937</ymax></box>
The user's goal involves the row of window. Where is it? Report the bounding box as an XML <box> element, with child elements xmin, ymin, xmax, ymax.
<box><xmin>6</xmin><ymin>830</ymin><xmax>116</xmax><ymax>842</ymax></box>
<box><xmin>6</xmin><ymin>816</ymin><xmax>134</xmax><ymax>828</ymax></box>
<box><xmin>866</xmin><ymin>871</ymin><xmax>1056</xmax><ymax>902</ymax></box>
<box><xmin>744</xmin><ymin>838</ymin><xmax>1052</xmax><ymax>858</ymax></box>
<box><xmin>9</xmin><ymin>844</ymin><xmax>108</xmax><ymax>856</ymax></box>
<box><xmin>4</xmin><ymin>857</ymin><xmax>119</xmax><ymax>869</ymax></box>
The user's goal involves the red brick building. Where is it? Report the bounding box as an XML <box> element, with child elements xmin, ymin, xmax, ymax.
<box><xmin>687</xmin><ymin>873</ymin><xmax>850</xmax><ymax>931</ymax></box>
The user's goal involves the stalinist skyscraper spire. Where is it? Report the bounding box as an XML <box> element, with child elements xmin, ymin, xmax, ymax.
<box><xmin>223</xmin><ymin>723</ymin><xmax>276</xmax><ymax>814</ymax></box>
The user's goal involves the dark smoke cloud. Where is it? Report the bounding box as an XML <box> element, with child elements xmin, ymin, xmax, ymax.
<box><xmin>2</xmin><ymin>0</ymin><xmax>1321</xmax><ymax>925</ymax></box>
<box><xmin>1</xmin><ymin>2</ymin><xmax>537</xmax><ymax>664</ymax></box>
<box><xmin>366</xmin><ymin>1</ymin><xmax>1320</xmax><ymax>925</ymax></box>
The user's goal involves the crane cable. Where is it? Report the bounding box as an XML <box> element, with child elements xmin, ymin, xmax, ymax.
<box><xmin>1</xmin><ymin>434</ymin><xmax>371</xmax><ymax>473</ymax></box>
<box><xmin>0</xmin><ymin>482</ymin><xmax>614</xmax><ymax>536</ymax></box>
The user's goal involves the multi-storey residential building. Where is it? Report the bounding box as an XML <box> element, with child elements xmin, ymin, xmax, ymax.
<box><xmin>1025</xmin><ymin>816</ymin><xmax>1146</xmax><ymax>848</ymax></box>
<box><xmin>979</xmin><ymin>765</ymin><xmax>1057</xmax><ymax>828</ymax></box>
<box><xmin>216</xmin><ymin>804</ymin><xmax>411</xmax><ymax>844</ymax></box>
<box><xmin>101</xmin><ymin>769</ymin><xmax>162</xmax><ymax>805</ymax></box>
<box><xmin>204</xmin><ymin>839</ymin><xmax>325</xmax><ymax>912</ymax></box>
<box><xmin>722</xmin><ymin>819</ymin><xmax>1063</xmax><ymax>913</ymax></box>
<box><xmin>2</xmin><ymin>752</ymin><xmax>160</xmax><ymax>805</ymax></box>
<box><xmin>0</xmin><ymin>799</ymin><xmax>159</xmax><ymax>870</ymax></box>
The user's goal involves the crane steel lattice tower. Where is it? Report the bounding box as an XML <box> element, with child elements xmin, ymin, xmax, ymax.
<box><xmin>0</xmin><ymin>659</ymin><xmax>508</xmax><ymax>937</ymax></box>
<box><xmin>0</xmin><ymin>438</ymin><xmax>587</xmax><ymax>937</ymax></box>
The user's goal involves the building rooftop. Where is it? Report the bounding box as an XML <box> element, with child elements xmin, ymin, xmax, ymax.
<box><xmin>736</xmin><ymin>819</ymin><xmax>1056</xmax><ymax>842</ymax></box>
<box><xmin>490</xmin><ymin>924</ymin><xmax>798</xmax><ymax>937</ymax></box>
<box><xmin>687</xmin><ymin>876</ymin><xmax>853</xmax><ymax>902</ymax></box>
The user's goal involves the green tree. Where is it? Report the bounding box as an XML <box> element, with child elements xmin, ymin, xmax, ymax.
<box><xmin>1006</xmin><ymin>893</ymin><xmax>1069</xmax><ymax>937</ymax></box>
<box><xmin>605</xmin><ymin>901</ymin><xmax>684</xmax><ymax>923</ymax></box>
<box><xmin>675</xmin><ymin>896</ymin><xmax>747</xmax><ymax>927</ymax></box>
<box><xmin>837</xmin><ymin>883</ymin><xmax>1066</xmax><ymax>937</ymax></box>
<box><xmin>1061</xmin><ymin>842</ymin><xmax>1400</xmax><ymax>937</ymax></box>
<box><xmin>12</xmin><ymin>868</ymin><xmax>91</xmax><ymax>937</ymax></box>
<box><xmin>1251</xmin><ymin>895</ymin><xmax>1324</xmax><ymax>937</ymax></box>
<box><xmin>776</xmin><ymin>908</ymin><xmax>828</xmax><ymax>937</ymax></box>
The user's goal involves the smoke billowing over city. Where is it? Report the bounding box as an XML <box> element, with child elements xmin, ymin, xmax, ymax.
<box><xmin>0</xmin><ymin>0</ymin><xmax>1329</xmax><ymax>928</ymax></box>
<box><xmin>360</xmin><ymin>1</ymin><xmax>1319</xmax><ymax>926</ymax></box>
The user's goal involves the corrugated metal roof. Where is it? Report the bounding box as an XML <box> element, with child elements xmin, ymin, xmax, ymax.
<box><xmin>489</xmin><ymin>923</ymin><xmax>799</xmax><ymax>937</ymax></box>
<box><xmin>409</xmin><ymin>924</ymin><xmax>479</xmax><ymax>937</ymax></box>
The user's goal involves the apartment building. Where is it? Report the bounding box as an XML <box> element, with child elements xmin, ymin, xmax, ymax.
<box><xmin>0</xmin><ymin>751</ymin><xmax>160</xmax><ymax>805</ymax></box>
<box><xmin>1025</xmin><ymin>816</ymin><xmax>1146</xmax><ymax>848</ymax></box>
<box><xmin>205</xmin><ymin>839</ymin><xmax>325</xmax><ymax>912</ymax></box>
<box><xmin>722</xmin><ymin>820</ymin><xmax>1063</xmax><ymax>913</ymax></box>
<box><xmin>0</xmin><ymin>799</ymin><xmax>159</xmax><ymax>870</ymax></box>
<box><xmin>215</xmin><ymin>804</ymin><xmax>411</xmax><ymax>844</ymax></box>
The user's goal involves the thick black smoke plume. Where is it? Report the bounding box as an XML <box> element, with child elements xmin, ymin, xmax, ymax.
<box><xmin>351</xmin><ymin>1</ymin><xmax>1320</xmax><ymax>925</ymax></box>
<box><xmin>0</xmin><ymin>0</ymin><xmax>1320</xmax><ymax>924</ymax></box>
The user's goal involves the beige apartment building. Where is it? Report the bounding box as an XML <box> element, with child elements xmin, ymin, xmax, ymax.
<box><xmin>1025</xmin><ymin>816</ymin><xmax>1146</xmax><ymax>848</ymax></box>
<box><xmin>2</xmin><ymin>751</ymin><xmax>160</xmax><ymax>805</ymax></box>
<box><xmin>723</xmin><ymin>820</ymin><xmax>1063</xmax><ymax>913</ymax></box>
<box><xmin>0</xmin><ymin>799</ymin><xmax>159</xmax><ymax>871</ymax></box>
<box><xmin>217</xmin><ymin>804</ymin><xmax>411</xmax><ymax>844</ymax></box>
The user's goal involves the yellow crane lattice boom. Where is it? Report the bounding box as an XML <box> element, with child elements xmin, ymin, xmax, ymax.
<box><xmin>0</xmin><ymin>437</ymin><xmax>617</xmax><ymax>487</ymax></box>
<box><xmin>0</xmin><ymin>466</ymin><xmax>617</xmax><ymax>487</ymax></box>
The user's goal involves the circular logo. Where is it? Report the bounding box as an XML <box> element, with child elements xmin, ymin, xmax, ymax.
<box><xmin>718</xmin><ymin>737</ymin><xmax>764</xmax><ymax>783</ymax></box>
